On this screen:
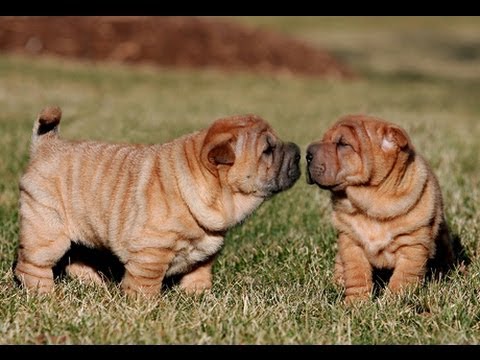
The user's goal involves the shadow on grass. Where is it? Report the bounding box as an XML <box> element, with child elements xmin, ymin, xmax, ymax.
<box><xmin>48</xmin><ymin>242</ymin><xmax>209</xmax><ymax>292</ymax></box>
<box><xmin>52</xmin><ymin>242</ymin><xmax>126</xmax><ymax>283</ymax></box>
<box><xmin>11</xmin><ymin>229</ymin><xmax>470</xmax><ymax>297</ymax></box>
<box><xmin>11</xmin><ymin>242</ymin><xmax>126</xmax><ymax>288</ymax></box>
<box><xmin>10</xmin><ymin>238</ymin><xmax>214</xmax><ymax>293</ymax></box>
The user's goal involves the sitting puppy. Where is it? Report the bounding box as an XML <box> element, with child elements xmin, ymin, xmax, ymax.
<box><xmin>15</xmin><ymin>107</ymin><xmax>300</xmax><ymax>296</ymax></box>
<box><xmin>306</xmin><ymin>114</ymin><xmax>457</xmax><ymax>302</ymax></box>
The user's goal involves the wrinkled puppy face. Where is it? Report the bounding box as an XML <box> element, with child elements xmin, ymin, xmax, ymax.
<box><xmin>201</xmin><ymin>115</ymin><xmax>301</xmax><ymax>198</ymax></box>
<box><xmin>306</xmin><ymin>115</ymin><xmax>412</xmax><ymax>191</ymax></box>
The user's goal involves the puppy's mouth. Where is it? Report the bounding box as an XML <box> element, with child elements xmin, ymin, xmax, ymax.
<box><xmin>308</xmin><ymin>178</ymin><xmax>343</xmax><ymax>191</ymax></box>
<box><xmin>306</xmin><ymin>168</ymin><xmax>344</xmax><ymax>191</ymax></box>
<box><xmin>317</xmin><ymin>182</ymin><xmax>345</xmax><ymax>191</ymax></box>
<box><xmin>306</xmin><ymin>165</ymin><xmax>314</xmax><ymax>185</ymax></box>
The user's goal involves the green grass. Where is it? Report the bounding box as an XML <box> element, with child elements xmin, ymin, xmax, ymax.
<box><xmin>0</xmin><ymin>16</ymin><xmax>479</xmax><ymax>344</ymax></box>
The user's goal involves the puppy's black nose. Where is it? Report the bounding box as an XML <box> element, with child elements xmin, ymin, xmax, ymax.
<box><xmin>306</xmin><ymin>152</ymin><xmax>313</xmax><ymax>163</ymax></box>
<box><xmin>306</xmin><ymin>143</ymin><xmax>320</xmax><ymax>164</ymax></box>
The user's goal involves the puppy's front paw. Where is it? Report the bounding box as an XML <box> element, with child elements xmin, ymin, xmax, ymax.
<box><xmin>344</xmin><ymin>292</ymin><xmax>371</xmax><ymax>304</ymax></box>
<box><xmin>122</xmin><ymin>282</ymin><xmax>161</xmax><ymax>298</ymax></box>
<box><xmin>387</xmin><ymin>279</ymin><xmax>420</xmax><ymax>295</ymax></box>
<box><xmin>179</xmin><ymin>278</ymin><xmax>212</xmax><ymax>295</ymax></box>
<box><xmin>344</xmin><ymin>285</ymin><xmax>372</xmax><ymax>304</ymax></box>
<box><xmin>178</xmin><ymin>261</ymin><xmax>213</xmax><ymax>295</ymax></box>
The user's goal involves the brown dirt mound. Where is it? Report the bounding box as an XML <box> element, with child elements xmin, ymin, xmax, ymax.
<box><xmin>0</xmin><ymin>16</ymin><xmax>355</xmax><ymax>79</ymax></box>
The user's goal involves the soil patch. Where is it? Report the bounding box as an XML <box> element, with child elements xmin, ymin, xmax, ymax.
<box><xmin>0</xmin><ymin>16</ymin><xmax>355</xmax><ymax>79</ymax></box>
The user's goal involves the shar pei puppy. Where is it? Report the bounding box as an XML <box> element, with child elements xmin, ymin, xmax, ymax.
<box><xmin>15</xmin><ymin>107</ymin><xmax>301</xmax><ymax>296</ymax></box>
<box><xmin>306</xmin><ymin>114</ymin><xmax>458</xmax><ymax>302</ymax></box>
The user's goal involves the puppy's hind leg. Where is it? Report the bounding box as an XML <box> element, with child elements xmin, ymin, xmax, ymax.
<box><xmin>14</xmin><ymin>212</ymin><xmax>70</xmax><ymax>294</ymax></box>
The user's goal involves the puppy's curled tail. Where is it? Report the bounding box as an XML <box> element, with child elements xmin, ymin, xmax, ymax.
<box><xmin>31</xmin><ymin>106</ymin><xmax>62</xmax><ymax>153</ymax></box>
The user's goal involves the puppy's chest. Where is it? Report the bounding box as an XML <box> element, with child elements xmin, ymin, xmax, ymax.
<box><xmin>334</xmin><ymin>212</ymin><xmax>397</xmax><ymax>259</ymax></box>
<box><xmin>166</xmin><ymin>234</ymin><xmax>224</xmax><ymax>276</ymax></box>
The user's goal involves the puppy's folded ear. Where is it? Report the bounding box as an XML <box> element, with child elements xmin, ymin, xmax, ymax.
<box><xmin>200</xmin><ymin>115</ymin><xmax>264</xmax><ymax>173</ymax></box>
<box><xmin>201</xmin><ymin>132</ymin><xmax>235</xmax><ymax>173</ymax></box>
<box><xmin>208</xmin><ymin>140</ymin><xmax>235</xmax><ymax>166</ymax></box>
<box><xmin>382</xmin><ymin>125</ymin><xmax>412</xmax><ymax>151</ymax></box>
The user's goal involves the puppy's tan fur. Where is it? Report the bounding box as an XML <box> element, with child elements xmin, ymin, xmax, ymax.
<box><xmin>15</xmin><ymin>107</ymin><xmax>300</xmax><ymax>296</ymax></box>
<box><xmin>307</xmin><ymin>115</ymin><xmax>456</xmax><ymax>302</ymax></box>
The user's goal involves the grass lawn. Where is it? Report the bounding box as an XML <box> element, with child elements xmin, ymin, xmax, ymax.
<box><xmin>0</xmin><ymin>16</ymin><xmax>479</xmax><ymax>344</ymax></box>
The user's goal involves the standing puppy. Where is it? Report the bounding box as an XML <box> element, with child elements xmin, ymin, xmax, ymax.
<box><xmin>306</xmin><ymin>114</ymin><xmax>456</xmax><ymax>302</ymax></box>
<box><xmin>15</xmin><ymin>107</ymin><xmax>300</xmax><ymax>296</ymax></box>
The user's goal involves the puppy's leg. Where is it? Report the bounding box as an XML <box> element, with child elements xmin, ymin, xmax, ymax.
<box><xmin>389</xmin><ymin>242</ymin><xmax>429</xmax><ymax>293</ymax></box>
<box><xmin>179</xmin><ymin>258</ymin><xmax>214</xmax><ymax>294</ymax></box>
<box><xmin>333</xmin><ymin>253</ymin><xmax>345</xmax><ymax>286</ymax></box>
<box><xmin>338</xmin><ymin>233</ymin><xmax>373</xmax><ymax>303</ymax></box>
<box><xmin>122</xmin><ymin>247</ymin><xmax>174</xmax><ymax>297</ymax></box>
<box><xmin>15</xmin><ymin>217</ymin><xmax>70</xmax><ymax>294</ymax></box>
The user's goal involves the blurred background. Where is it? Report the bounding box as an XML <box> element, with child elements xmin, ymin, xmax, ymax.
<box><xmin>1</xmin><ymin>16</ymin><xmax>479</xmax><ymax>81</ymax></box>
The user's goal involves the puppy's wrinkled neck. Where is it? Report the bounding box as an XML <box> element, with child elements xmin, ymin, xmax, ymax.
<box><xmin>331</xmin><ymin>190</ymin><xmax>357</xmax><ymax>215</ymax></box>
<box><xmin>343</xmin><ymin>151</ymin><xmax>430</xmax><ymax>220</ymax></box>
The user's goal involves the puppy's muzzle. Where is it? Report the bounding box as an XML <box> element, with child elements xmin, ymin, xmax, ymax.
<box><xmin>284</xmin><ymin>142</ymin><xmax>301</xmax><ymax>186</ymax></box>
<box><xmin>272</xmin><ymin>142</ymin><xmax>301</xmax><ymax>194</ymax></box>
<box><xmin>287</xmin><ymin>142</ymin><xmax>301</xmax><ymax>179</ymax></box>
<box><xmin>306</xmin><ymin>143</ymin><xmax>321</xmax><ymax>185</ymax></box>
<box><xmin>306</xmin><ymin>143</ymin><xmax>338</xmax><ymax>188</ymax></box>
